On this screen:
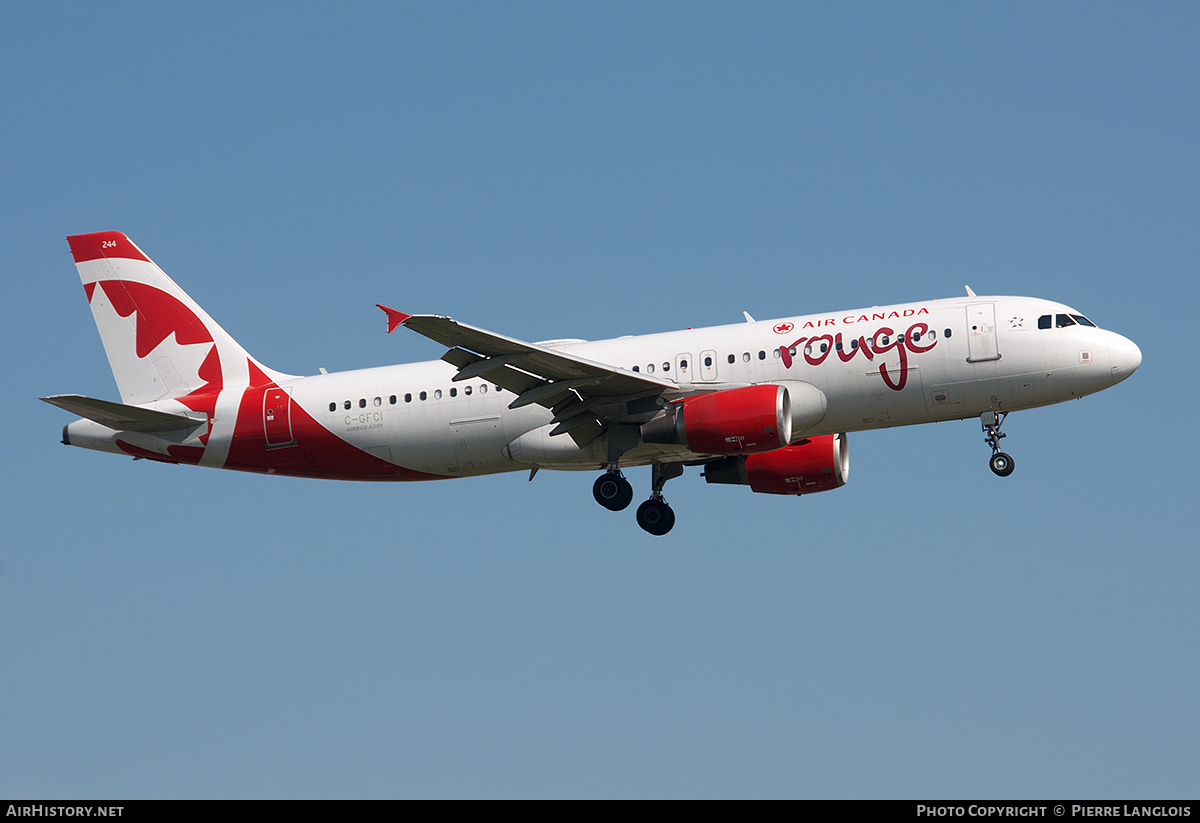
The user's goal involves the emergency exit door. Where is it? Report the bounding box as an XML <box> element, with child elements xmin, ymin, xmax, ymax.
<box><xmin>263</xmin><ymin>387</ymin><xmax>295</xmax><ymax>447</ymax></box>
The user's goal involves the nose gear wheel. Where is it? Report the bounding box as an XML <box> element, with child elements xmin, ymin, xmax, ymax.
<box><xmin>982</xmin><ymin>410</ymin><xmax>1015</xmax><ymax>477</ymax></box>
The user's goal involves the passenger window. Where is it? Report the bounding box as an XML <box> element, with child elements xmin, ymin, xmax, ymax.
<box><xmin>773</xmin><ymin>349</ymin><xmax>781</xmax><ymax>359</ymax></box>
<box><xmin>727</xmin><ymin>354</ymin><xmax>735</xmax><ymax>364</ymax></box>
<box><xmin>480</xmin><ymin>385</ymin><xmax>487</xmax><ymax>394</ymax></box>
<box><xmin>374</xmin><ymin>397</ymin><xmax>382</xmax><ymax>406</ymax></box>
<box><xmin>449</xmin><ymin>388</ymin><xmax>457</xmax><ymax>397</ymax></box>
<box><xmin>344</xmin><ymin>400</ymin><xmax>351</xmax><ymax>410</ymax></box>
<box><xmin>704</xmin><ymin>356</ymin><xmax>713</xmax><ymax>367</ymax></box>
<box><xmin>944</xmin><ymin>329</ymin><xmax>952</xmax><ymax>338</ymax></box>
<box><xmin>647</xmin><ymin>363</ymin><xmax>655</xmax><ymax>373</ymax></box>
<box><xmin>850</xmin><ymin>339</ymin><xmax>858</xmax><ymax>350</ymax></box>
<box><xmin>329</xmin><ymin>402</ymin><xmax>336</xmax><ymax>412</ymax></box>
<box><xmin>434</xmin><ymin>389</ymin><xmax>442</xmax><ymax>399</ymax></box>
<box><xmin>804</xmin><ymin>344</ymin><xmax>812</xmax><ymax>355</ymax></box>
<box><xmin>789</xmin><ymin>347</ymin><xmax>797</xmax><ymax>356</ymax></box>
<box><xmin>464</xmin><ymin>385</ymin><xmax>472</xmax><ymax>395</ymax></box>
<box><xmin>663</xmin><ymin>362</ymin><xmax>670</xmax><ymax>372</ymax></box>
<box><xmin>419</xmin><ymin>391</ymin><xmax>427</xmax><ymax>401</ymax></box>
<box><xmin>405</xmin><ymin>393</ymin><xmax>412</xmax><ymax>403</ymax></box>
<box><xmin>820</xmin><ymin>342</ymin><xmax>828</xmax><ymax>353</ymax></box>
<box><xmin>1038</xmin><ymin>315</ymin><xmax>1052</xmax><ymax>330</ymax></box>
<box><xmin>359</xmin><ymin>398</ymin><xmax>367</xmax><ymax>408</ymax></box>
<box><xmin>633</xmin><ymin>365</ymin><xmax>640</xmax><ymax>372</ymax></box>
<box><xmin>389</xmin><ymin>395</ymin><xmax>397</xmax><ymax>405</ymax></box>
<box><xmin>743</xmin><ymin>352</ymin><xmax>751</xmax><ymax>362</ymax></box>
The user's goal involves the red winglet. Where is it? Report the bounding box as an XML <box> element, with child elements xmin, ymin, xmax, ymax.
<box><xmin>376</xmin><ymin>304</ymin><xmax>412</xmax><ymax>333</ymax></box>
<box><xmin>67</xmin><ymin>231</ymin><xmax>151</xmax><ymax>264</ymax></box>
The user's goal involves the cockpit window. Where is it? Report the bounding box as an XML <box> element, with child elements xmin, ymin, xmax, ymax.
<box><xmin>1040</xmin><ymin>313</ymin><xmax>1098</xmax><ymax>330</ymax></box>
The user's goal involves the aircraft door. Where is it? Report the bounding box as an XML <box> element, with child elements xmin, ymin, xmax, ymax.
<box><xmin>263</xmin><ymin>387</ymin><xmax>295</xmax><ymax>447</ymax></box>
<box><xmin>700</xmin><ymin>350</ymin><xmax>717</xmax><ymax>381</ymax></box>
<box><xmin>966</xmin><ymin>303</ymin><xmax>1001</xmax><ymax>363</ymax></box>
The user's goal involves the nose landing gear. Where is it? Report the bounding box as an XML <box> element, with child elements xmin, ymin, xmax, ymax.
<box><xmin>982</xmin><ymin>410</ymin><xmax>1015</xmax><ymax>477</ymax></box>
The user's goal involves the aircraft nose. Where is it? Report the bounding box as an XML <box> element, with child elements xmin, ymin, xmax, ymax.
<box><xmin>1109</xmin><ymin>334</ymin><xmax>1142</xmax><ymax>385</ymax></box>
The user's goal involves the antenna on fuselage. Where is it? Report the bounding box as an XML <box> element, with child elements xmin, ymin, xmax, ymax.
<box><xmin>965</xmin><ymin>285</ymin><xmax>977</xmax><ymax>297</ymax></box>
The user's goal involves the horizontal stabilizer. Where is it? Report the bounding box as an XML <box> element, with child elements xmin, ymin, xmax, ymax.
<box><xmin>40</xmin><ymin>395</ymin><xmax>202</xmax><ymax>432</ymax></box>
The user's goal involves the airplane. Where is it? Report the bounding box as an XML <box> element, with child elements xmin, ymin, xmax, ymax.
<box><xmin>43</xmin><ymin>231</ymin><xmax>1141</xmax><ymax>535</ymax></box>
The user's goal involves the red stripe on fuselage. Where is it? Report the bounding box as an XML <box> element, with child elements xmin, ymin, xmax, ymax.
<box><xmin>116</xmin><ymin>439</ymin><xmax>180</xmax><ymax>464</ymax></box>
<box><xmin>167</xmin><ymin>445</ymin><xmax>206</xmax><ymax>464</ymax></box>
<box><xmin>222</xmin><ymin>361</ymin><xmax>451</xmax><ymax>481</ymax></box>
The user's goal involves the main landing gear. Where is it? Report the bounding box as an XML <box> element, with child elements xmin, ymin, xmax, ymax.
<box><xmin>593</xmin><ymin>463</ymin><xmax>683</xmax><ymax>535</ymax></box>
<box><xmin>982</xmin><ymin>410</ymin><xmax>1015</xmax><ymax>477</ymax></box>
<box><xmin>593</xmin><ymin>470</ymin><xmax>634</xmax><ymax>511</ymax></box>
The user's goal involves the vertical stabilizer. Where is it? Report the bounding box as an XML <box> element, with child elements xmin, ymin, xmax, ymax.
<box><xmin>67</xmin><ymin>231</ymin><xmax>292</xmax><ymax>404</ymax></box>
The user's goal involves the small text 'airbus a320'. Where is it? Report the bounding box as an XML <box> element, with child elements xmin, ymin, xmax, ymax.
<box><xmin>44</xmin><ymin>232</ymin><xmax>1141</xmax><ymax>535</ymax></box>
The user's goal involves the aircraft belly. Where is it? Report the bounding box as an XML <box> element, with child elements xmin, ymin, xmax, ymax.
<box><xmin>375</xmin><ymin>400</ymin><xmax>540</xmax><ymax>477</ymax></box>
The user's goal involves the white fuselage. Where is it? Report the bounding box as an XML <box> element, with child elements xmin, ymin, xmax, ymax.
<box><xmin>153</xmin><ymin>293</ymin><xmax>1132</xmax><ymax>479</ymax></box>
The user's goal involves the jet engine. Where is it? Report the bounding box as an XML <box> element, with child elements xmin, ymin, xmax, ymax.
<box><xmin>641</xmin><ymin>384</ymin><xmax>792</xmax><ymax>456</ymax></box>
<box><xmin>702</xmin><ymin>433</ymin><xmax>849</xmax><ymax>495</ymax></box>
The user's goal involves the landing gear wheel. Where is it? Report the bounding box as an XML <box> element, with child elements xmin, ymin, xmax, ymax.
<box><xmin>636</xmin><ymin>498</ymin><xmax>675</xmax><ymax>536</ymax></box>
<box><xmin>981</xmin><ymin>411</ymin><xmax>1015</xmax><ymax>478</ymax></box>
<box><xmin>989</xmin><ymin>452</ymin><xmax>1015</xmax><ymax>477</ymax></box>
<box><xmin>593</xmin><ymin>472</ymin><xmax>634</xmax><ymax>511</ymax></box>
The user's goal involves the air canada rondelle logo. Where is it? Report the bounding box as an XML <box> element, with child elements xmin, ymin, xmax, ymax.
<box><xmin>773</xmin><ymin>322</ymin><xmax>794</xmax><ymax>334</ymax></box>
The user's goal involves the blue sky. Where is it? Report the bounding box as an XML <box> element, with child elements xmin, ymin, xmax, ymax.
<box><xmin>2</xmin><ymin>2</ymin><xmax>1197</xmax><ymax>798</ymax></box>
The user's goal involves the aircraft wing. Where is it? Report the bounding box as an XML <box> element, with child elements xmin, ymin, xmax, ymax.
<box><xmin>378</xmin><ymin>306</ymin><xmax>675</xmax><ymax>444</ymax></box>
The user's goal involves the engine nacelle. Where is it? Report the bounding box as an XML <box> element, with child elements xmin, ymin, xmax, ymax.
<box><xmin>702</xmin><ymin>432</ymin><xmax>849</xmax><ymax>495</ymax></box>
<box><xmin>642</xmin><ymin>384</ymin><xmax>792</xmax><ymax>456</ymax></box>
<box><xmin>775</xmin><ymin>380</ymin><xmax>828</xmax><ymax>438</ymax></box>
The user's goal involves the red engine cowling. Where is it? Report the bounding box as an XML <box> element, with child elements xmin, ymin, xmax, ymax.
<box><xmin>642</xmin><ymin>384</ymin><xmax>792</xmax><ymax>456</ymax></box>
<box><xmin>702</xmin><ymin>433</ymin><xmax>849</xmax><ymax>495</ymax></box>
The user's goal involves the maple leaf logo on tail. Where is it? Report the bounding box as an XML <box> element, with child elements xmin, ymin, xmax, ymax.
<box><xmin>67</xmin><ymin>231</ymin><xmax>295</xmax><ymax>449</ymax></box>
